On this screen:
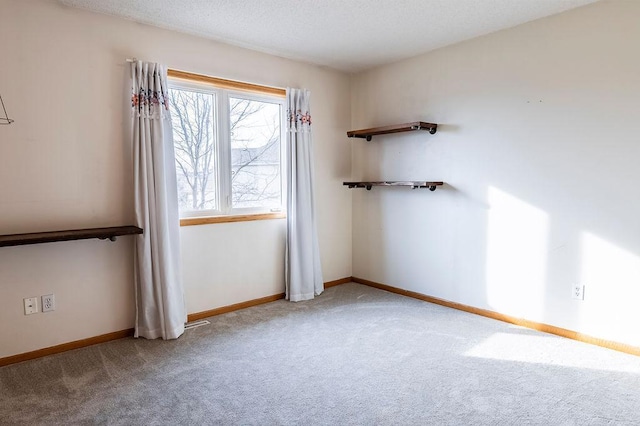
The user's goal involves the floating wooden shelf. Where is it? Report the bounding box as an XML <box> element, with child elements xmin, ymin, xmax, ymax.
<box><xmin>0</xmin><ymin>226</ymin><xmax>143</xmax><ymax>247</ymax></box>
<box><xmin>343</xmin><ymin>181</ymin><xmax>444</xmax><ymax>191</ymax></box>
<box><xmin>347</xmin><ymin>121</ymin><xmax>438</xmax><ymax>141</ymax></box>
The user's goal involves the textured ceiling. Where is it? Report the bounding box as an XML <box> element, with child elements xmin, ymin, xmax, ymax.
<box><xmin>58</xmin><ymin>0</ymin><xmax>598</xmax><ymax>72</ymax></box>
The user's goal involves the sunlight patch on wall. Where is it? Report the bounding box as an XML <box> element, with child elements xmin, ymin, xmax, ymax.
<box><xmin>486</xmin><ymin>187</ymin><xmax>549</xmax><ymax>320</ymax></box>
<box><xmin>464</xmin><ymin>329</ymin><xmax>640</xmax><ymax>374</ymax></box>
<box><xmin>580</xmin><ymin>232</ymin><xmax>640</xmax><ymax>347</ymax></box>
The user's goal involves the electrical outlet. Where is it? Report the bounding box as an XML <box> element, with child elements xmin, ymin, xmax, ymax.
<box><xmin>572</xmin><ymin>284</ymin><xmax>585</xmax><ymax>300</ymax></box>
<box><xmin>42</xmin><ymin>294</ymin><xmax>55</xmax><ymax>312</ymax></box>
<box><xmin>24</xmin><ymin>297</ymin><xmax>38</xmax><ymax>315</ymax></box>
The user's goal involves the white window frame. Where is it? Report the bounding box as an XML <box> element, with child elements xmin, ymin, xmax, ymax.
<box><xmin>168</xmin><ymin>75</ymin><xmax>286</xmax><ymax>220</ymax></box>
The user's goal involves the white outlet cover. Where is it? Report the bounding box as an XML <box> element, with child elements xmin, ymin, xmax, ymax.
<box><xmin>572</xmin><ymin>284</ymin><xmax>585</xmax><ymax>300</ymax></box>
<box><xmin>42</xmin><ymin>294</ymin><xmax>55</xmax><ymax>312</ymax></box>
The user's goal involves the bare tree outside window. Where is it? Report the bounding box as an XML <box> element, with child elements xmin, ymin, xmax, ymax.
<box><xmin>169</xmin><ymin>87</ymin><xmax>283</xmax><ymax>214</ymax></box>
<box><xmin>230</xmin><ymin>97</ymin><xmax>282</xmax><ymax>209</ymax></box>
<box><xmin>169</xmin><ymin>88</ymin><xmax>216</xmax><ymax>211</ymax></box>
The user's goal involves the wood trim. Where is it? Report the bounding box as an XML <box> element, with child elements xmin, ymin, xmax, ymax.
<box><xmin>5</xmin><ymin>276</ymin><xmax>636</xmax><ymax>367</ymax></box>
<box><xmin>168</xmin><ymin>69</ymin><xmax>286</xmax><ymax>97</ymax></box>
<box><xmin>324</xmin><ymin>277</ymin><xmax>352</xmax><ymax>288</ymax></box>
<box><xmin>187</xmin><ymin>276</ymin><xmax>353</xmax><ymax>321</ymax></box>
<box><xmin>187</xmin><ymin>293</ymin><xmax>285</xmax><ymax>322</ymax></box>
<box><xmin>0</xmin><ymin>329</ymin><xmax>134</xmax><ymax>367</ymax></box>
<box><xmin>180</xmin><ymin>212</ymin><xmax>286</xmax><ymax>227</ymax></box>
<box><xmin>351</xmin><ymin>277</ymin><xmax>640</xmax><ymax>357</ymax></box>
<box><xmin>188</xmin><ymin>276</ymin><xmax>354</xmax><ymax>321</ymax></box>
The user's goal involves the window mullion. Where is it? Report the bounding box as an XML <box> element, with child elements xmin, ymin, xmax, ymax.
<box><xmin>218</xmin><ymin>89</ymin><xmax>232</xmax><ymax>214</ymax></box>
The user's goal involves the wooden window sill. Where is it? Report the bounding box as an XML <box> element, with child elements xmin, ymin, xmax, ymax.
<box><xmin>180</xmin><ymin>212</ymin><xmax>286</xmax><ymax>227</ymax></box>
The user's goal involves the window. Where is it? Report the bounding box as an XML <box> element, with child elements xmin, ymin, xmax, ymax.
<box><xmin>167</xmin><ymin>70</ymin><xmax>286</xmax><ymax>222</ymax></box>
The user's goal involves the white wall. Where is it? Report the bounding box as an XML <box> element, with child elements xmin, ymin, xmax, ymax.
<box><xmin>351</xmin><ymin>0</ymin><xmax>640</xmax><ymax>347</ymax></box>
<box><xmin>0</xmin><ymin>0</ymin><xmax>352</xmax><ymax>358</ymax></box>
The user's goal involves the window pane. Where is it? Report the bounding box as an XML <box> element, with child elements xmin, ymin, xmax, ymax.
<box><xmin>169</xmin><ymin>88</ymin><xmax>217</xmax><ymax>212</ymax></box>
<box><xmin>229</xmin><ymin>97</ymin><xmax>282</xmax><ymax>209</ymax></box>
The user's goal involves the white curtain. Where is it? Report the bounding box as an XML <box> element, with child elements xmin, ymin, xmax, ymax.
<box><xmin>130</xmin><ymin>61</ymin><xmax>186</xmax><ymax>339</ymax></box>
<box><xmin>286</xmin><ymin>88</ymin><xmax>323</xmax><ymax>301</ymax></box>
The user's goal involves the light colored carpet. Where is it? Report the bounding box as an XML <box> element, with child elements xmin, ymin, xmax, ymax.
<box><xmin>2</xmin><ymin>283</ymin><xmax>640</xmax><ymax>425</ymax></box>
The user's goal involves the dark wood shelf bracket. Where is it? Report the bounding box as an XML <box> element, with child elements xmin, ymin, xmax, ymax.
<box><xmin>347</xmin><ymin>121</ymin><xmax>438</xmax><ymax>141</ymax></box>
<box><xmin>0</xmin><ymin>226</ymin><xmax>143</xmax><ymax>248</ymax></box>
<box><xmin>343</xmin><ymin>181</ymin><xmax>444</xmax><ymax>191</ymax></box>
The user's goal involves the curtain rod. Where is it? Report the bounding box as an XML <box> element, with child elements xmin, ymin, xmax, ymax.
<box><xmin>126</xmin><ymin>58</ymin><xmax>138</xmax><ymax>63</ymax></box>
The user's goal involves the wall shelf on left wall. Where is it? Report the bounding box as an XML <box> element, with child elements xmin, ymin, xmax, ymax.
<box><xmin>0</xmin><ymin>226</ymin><xmax>143</xmax><ymax>247</ymax></box>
